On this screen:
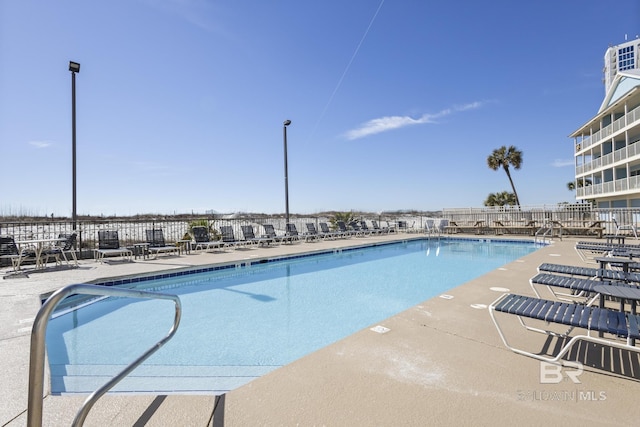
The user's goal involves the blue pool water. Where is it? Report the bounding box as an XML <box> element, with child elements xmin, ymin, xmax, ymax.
<box><xmin>46</xmin><ymin>238</ymin><xmax>540</xmax><ymax>394</ymax></box>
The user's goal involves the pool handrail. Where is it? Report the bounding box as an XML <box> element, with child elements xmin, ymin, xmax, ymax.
<box><xmin>27</xmin><ymin>283</ymin><xmax>182</xmax><ymax>427</ymax></box>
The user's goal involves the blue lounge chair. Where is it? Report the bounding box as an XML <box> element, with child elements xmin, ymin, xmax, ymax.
<box><xmin>489</xmin><ymin>293</ymin><xmax>640</xmax><ymax>364</ymax></box>
<box><xmin>529</xmin><ymin>272</ymin><xmax>636</xmax><ymax>304</ymax></box>
<box><xmin>537</xmin><ymin>262</ymin><xmax>639</xmax><ymax>282</ymax></box>
<box><xmin>575</xmin><ymin>240</ymin><xmax>640</xmax><ymax>262</ymax></box>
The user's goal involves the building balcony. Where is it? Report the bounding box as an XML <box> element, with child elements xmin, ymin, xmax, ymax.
<box><xmin>577</xmin><ymin>175</ymin><xmax>640</xmax><ymax>199</ymax></box>
<box><xmin>576</xmin><ymin>104</ymin><xmax>640</xmax><ymax>152</ymax></box>
<box><xmin>576</xmin><ymin>140</ymin><xmax>640</xmax><ymax>175</ymax></box>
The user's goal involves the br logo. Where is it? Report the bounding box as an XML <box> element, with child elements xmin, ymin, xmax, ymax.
<box><xmin>539</xmin><ymin>361</ymin><xmax>583</xmax><ymax>384</ymax></box>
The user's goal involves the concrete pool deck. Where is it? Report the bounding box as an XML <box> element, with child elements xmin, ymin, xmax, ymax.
<box><xmin>1</xmin><ymin>233</ymin><xmax>638</xmax><ymax>426</ymax></box>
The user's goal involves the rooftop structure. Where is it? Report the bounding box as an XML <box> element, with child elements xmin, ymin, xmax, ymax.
<box><xmin>604</xmin><ymin>37</ymin><xmax>640</xmax><ymax>94</ymax></box>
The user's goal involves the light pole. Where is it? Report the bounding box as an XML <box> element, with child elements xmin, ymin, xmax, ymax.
<box><xmin>283</xmin><ymin>119</ymin><xmax>291</xmax><ymax>225</ymax></box>
<box><xmin>69</xmin><ymin>61</ymin><xmax>80</xmax><ymax>231</ymax></box>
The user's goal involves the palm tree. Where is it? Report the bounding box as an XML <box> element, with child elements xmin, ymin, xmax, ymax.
<box><xmin>484</xmin><ymin>191</ymin><xmax>517</xmax><ymax>207</ymax></box>
<box><xmin>329</xmin><ymin>212</ymin><xmax>357</xmax><ymax>230</ymax></box>
<box><xmin>487</xmin><ymin>146</ymin><xmax>523</xmax><ymax>207</ymax></box>
<box><xmin>567</xmin><ymin>178</ymin><xmax>591</xmax><ymax>191</ymax></box>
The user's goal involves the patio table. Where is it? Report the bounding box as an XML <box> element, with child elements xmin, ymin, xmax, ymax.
<box><xmin>594</xmin><ymin>256</ymin><xmax>635</xmax><ymax>275</ymax></box>
<box><xmin>593</xmin><ymin>284</ymin><xmax>640</xmax><ymax>345</ymax></box>
<box><xmin>16</xmin><ymin>237</ymin><xmax>66</xmax><ymax>270</ymax></box>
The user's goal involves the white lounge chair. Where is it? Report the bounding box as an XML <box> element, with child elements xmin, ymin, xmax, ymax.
<box><xmin>95</xmin><ymin>230</ymin><xmax>132</xmax><ymax>263</ymax></box>
<box><xmin>192</xmin><ymin>226</ymin><xmax>226</xmax><ymax>252</ymax></box>
<box><xmin>146</xmin><ymin>229</ymin><xmax>180</xmax><ymax>258</ymax></box>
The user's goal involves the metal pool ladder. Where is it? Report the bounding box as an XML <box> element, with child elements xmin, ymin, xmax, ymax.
<box><xmin>27</xmin><ymin>283</ymin><xmax>182</xmax><ymax>427</ymax></box>
<box><xmin>534</xmin><ymin>220</ymin><xmax>558</xmax><ymax>245</ymax></box>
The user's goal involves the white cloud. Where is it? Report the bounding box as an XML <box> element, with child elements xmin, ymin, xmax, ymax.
<box><xmin>552</xmin><ymin>159</ymin><xmax>574</xmax><ymax>167</ymax></box>
<box><xmin>28</xmin><ymin>140</ymin><xmax>52</xmax><ymax>148</ymax></box>
<box><xmin>344</xmin><ymin>101</ymin><xmax>485</xmax><ymax>140</ymax></box>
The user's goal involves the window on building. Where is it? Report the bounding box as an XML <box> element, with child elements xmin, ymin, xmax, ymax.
<box><xmin>618</xmin><ymin>45</ymin><xmax>635</xmax><ymax>71</ymax></box>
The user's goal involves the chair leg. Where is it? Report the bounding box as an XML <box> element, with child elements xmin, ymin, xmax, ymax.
<box><xmin>62</xmin><ymin>250</ymin><xmax>79</xmax><ymax>267</ymax></box>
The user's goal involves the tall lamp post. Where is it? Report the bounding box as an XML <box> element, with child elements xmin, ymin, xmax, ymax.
<box><xmin>69</xmin><ymin>61</ymin><xmax>80</xmax><ymax>231</ymax></box>
<box><xmin>283</xmin><ymin>119</ymin><xmax>291</xmax><ymax>225</ymax></box>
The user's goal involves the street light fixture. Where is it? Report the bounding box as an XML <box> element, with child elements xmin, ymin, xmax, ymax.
<box><xmin>283</xmin><ymin>119</ymin><xmax>291</xmax><ymax>225</ymax></box>
<box><xmin>69</xmin><ymin>61</ymin><xmax>80</xmax><ymax>231</ymax></box>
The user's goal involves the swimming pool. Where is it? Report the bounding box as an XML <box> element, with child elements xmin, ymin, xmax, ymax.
<box><xmin>46</xmin><ymin>238</ymin><xmax>540</xmax><ymax>394</ymax></box>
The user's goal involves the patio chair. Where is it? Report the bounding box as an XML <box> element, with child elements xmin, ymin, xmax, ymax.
<box><xmin>145</xmin><ymin>229</ymin><xmax>180</xmax><ymax>258</ymax></box>
<box><xmin>614</xmin><ymin>217</ymin><xmax>639</xmax><ymax>239</ymax></box>
<box><xmin>41</xmin><ymin>233</ymin><xmax>78</xmax><ymax>267</ymax></box>
<box><xmin>219</xmin><ymin>225</ymin><xmax>249</xmax><ymax>248</ymax></box>
<box><xmin>241</xmin><ymin>225</ymin><xmax>274</xmax><ymax>246</ymax></box>
<box><xmin>0</xmin><ymin>235</ymin><xmax>33</xmax><ymax>271</ymax></box>
<box><xmin>192</xmin><ymin>226</ymin><xmax>226</xmax><ymax>252</ymax></box>
<box><xmin>95</xmin><ymin>230</ymin><xmax>133</xmax><ymax>263</ymax></box>
<box><xmin>489</xmin><ymin>293</ymin><xmax>640</xmax><ymax>365</ymax></box>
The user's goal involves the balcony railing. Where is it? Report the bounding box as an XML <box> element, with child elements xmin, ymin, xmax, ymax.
<box><xmin>576</xmin><ymin>139</ymin><xmax>640</xmax><ymax>177</ymax></box>
<box><xmin>577</xmin><ymin>175</ymin><xmax>640</xmax><ymax>198</ymax></box>
<box><xmin>577</xmin><ymin>104</ymin><xmax>640</xmax><ymax>151</ymax></box>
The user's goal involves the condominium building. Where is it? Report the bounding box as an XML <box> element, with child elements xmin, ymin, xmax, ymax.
<box><xmin>571</xmin><ymin>37</ymin><xmax>640</xmax><ymax>208</ymax></box>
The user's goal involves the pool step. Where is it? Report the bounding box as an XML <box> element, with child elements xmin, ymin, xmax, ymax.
<box><xmin>49</xmin><ymin>364</ymin><xmax>280</xmax><ymax>394</ymax></box>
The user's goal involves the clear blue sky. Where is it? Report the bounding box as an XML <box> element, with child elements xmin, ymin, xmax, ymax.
<box><xmin>1</xmin><ymin>1</ymin><xmax>639</xmax><ymax>216</ymax></box>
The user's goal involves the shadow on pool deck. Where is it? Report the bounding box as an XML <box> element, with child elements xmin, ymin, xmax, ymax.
<box><xmin>2</xmin><ymin>233</ymin><xmax>639</xmax><ymax>426</ymax></box>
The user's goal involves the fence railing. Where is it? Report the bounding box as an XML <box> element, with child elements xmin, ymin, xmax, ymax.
<box><xmin>3</xmin><ymin>206</ymin><xmax>638</xmax><ymax>264</ymax></box>
<box><xmin>0</xmin><ymin>214</ymin><xmax>432</xmax><ymax>262</ymax></box>
<box><xmin>441</xmin><ymin>206</ymin><xmax>640</xmax><ymax>236</ymax></box>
